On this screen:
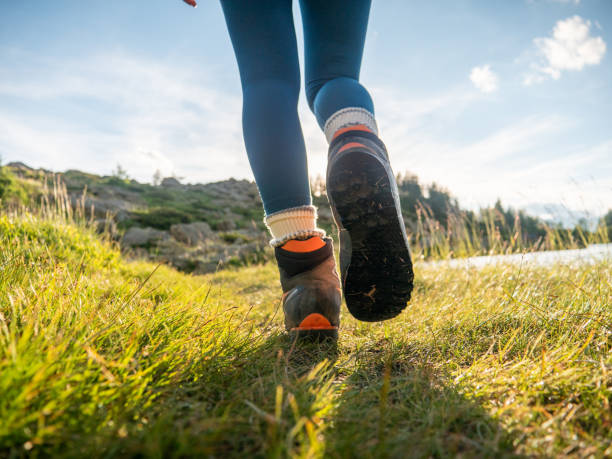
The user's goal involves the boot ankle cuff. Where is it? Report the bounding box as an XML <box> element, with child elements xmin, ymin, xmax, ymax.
<box><xmin>275</xmin><ymin>237</ymin><xmax>334</xmax><ymax>277</ymax></box>
<box><xmin>265</xmin><ymin>205</ymin><xmax>326</xmax><ymax>247</ymax></box>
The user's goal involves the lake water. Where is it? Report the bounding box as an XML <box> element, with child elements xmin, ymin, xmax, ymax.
<box><xmin>427</xmin><ymin>244</ymin><xmax>612</xmax><ymax>269</ymax></box>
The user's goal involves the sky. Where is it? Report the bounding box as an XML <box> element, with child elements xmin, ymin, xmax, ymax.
<box><xmin>0</xmin><ymin>0</ymin><xmax>611</xmax><ymax>221</ymax></box>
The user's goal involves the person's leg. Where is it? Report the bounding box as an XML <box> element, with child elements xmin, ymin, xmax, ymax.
<box><xmin>299</xmin><ymin>0</ymin><xmax>377</xmax><ymax>142</ymax></box>
<box><xmin>300</xmin><ymin>0</ymin><xmax>414</xmax><ymax>322</ymax></box>
<box><xmin>220</xmin><ymin>0</ymin><xmax>340</xmax><ymax>338</ymax></box>
<box><xmin>220</xmin><ymin>0</ymin><xmax>324</xmax><ymax>245</ymax></box>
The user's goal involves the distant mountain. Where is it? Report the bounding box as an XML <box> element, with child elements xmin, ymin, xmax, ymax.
<box><xmin>523</xmin><ymin>203</ymin><xmax>602</xmax><ymax>231</ymax></box>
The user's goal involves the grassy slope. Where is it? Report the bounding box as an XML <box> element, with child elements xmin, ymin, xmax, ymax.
<box><xmin>4</xmin><ymin>165</ymin><xmax>267</xmax><ymax>232</ymax></box>
<box><xmin>0</xmin><ymin>213</ymin><xmax>611</xmax><ymax>458</ymax></box>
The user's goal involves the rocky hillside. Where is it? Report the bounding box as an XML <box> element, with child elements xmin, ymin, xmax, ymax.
<box><xmin>3</xmin><ymin>162</ymin><xmax>605</xmax><ymax>272</ymax></box>
<box><xmin>4</xmin><ymin>162</ymin><xmax>324</xmax><ymax>273</ymax></box>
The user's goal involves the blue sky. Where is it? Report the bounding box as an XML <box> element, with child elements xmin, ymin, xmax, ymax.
<box><xmin>1</xmin><ymin>0</ymin><xmax>610</xmax><ymax>219</ymax></box>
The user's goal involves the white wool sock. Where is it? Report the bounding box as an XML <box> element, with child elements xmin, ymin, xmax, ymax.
<box><xmin>264</xmin><ymin>205</ymin><xmax>326</xmax><ymax>247</ymax></box>
<box><xmin>323</xmin><ymin>107</ymin><xmax>379</xmax><ymax>143</ymax></box>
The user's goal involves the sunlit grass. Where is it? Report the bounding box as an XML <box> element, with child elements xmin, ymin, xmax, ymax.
<box><xmin>1</xmin><ymin>203</ymin><xmax>610</xmax><ymax>457</ymax></box>
<box><xmin>1</xmin><ymin>181</ymin><xmax>611</xmax><ymax>456</ymax></box>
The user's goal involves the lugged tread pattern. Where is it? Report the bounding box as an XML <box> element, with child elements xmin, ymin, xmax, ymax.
<box><xmin>328</xmin><ymin>150</ymin><xmax>413</xmax><ymax>321</ymax></box>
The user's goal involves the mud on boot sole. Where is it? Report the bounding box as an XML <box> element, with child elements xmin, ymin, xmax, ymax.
<box><xmin>328</xmin><ymin>151</ymin><xmax>413</xmax><ymax>321</ymax></box>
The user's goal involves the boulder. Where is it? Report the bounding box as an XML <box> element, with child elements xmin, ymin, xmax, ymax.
<box><xmin>170</xmin><ymin>221</ymin><xmax>216</xmax><ymax>246</ymax></box>
<box><xmin>74</xmin><ymin>195</ymin><xmax>137</xmax><ymax>221</ymax></box>
<box><xmin>215</xmin><ymin>219</ymin><xmax>236</xmax><ymax>231</ymax></box>
<box><xmin>122</xmin><ymin>227</ymin><xmax>169</xmax><ymax>247</ymax></box>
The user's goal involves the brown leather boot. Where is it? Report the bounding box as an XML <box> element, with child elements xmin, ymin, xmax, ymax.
<box><xmin>275</xmin><ymin>236</ymin><xmax>341</xmax><ymax>340</ymax></box>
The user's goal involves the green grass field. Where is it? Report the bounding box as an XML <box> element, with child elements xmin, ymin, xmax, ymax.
<box><xmin>1</xmin><ymin>210</ymin><xmax>611</xmax><ymax>458</ymax></box>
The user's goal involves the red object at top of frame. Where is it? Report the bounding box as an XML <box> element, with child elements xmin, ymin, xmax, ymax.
<box><xmin>183</xmin><ymin>0</ymin><xmax>197</xmax><ymax>7</ymax></box>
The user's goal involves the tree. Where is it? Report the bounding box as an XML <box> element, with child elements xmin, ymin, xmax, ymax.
<box><xmin>396</xmin><ymin>172</ymin><xmax>424</xmax><ymax>222</ymax></box>
<box><xmin>602</xmin><ymin>209</ymin><xmax>612</xmax><ymax>242</ymax></box>
<box><xmin>152</xmin><ymin>169</ymin><xmax>163</xmax><ymax>186</ymax></box>
<box><xmin>112</xmin><ymin>164</ymin><xmax>129</xmax><ymax>180</ymax></box>
<box><xmin>425</xmin><ymin>183</ymin><xmax>457</xmax><ymax>226</ymax></box>
<box><xmin>603</xmin><ymin>209</ymin><xmax>612</xmax><ymax>228</ymax></box>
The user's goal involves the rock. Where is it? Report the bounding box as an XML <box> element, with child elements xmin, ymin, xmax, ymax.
<box><xmin>190</xmin><ymin>179</ymin><xmax>261</xmax><ymax>209</ymax></box>
<box><xmin>170</xmin><ymin>221</ymin><xmax>216</xmax><ymax>246</ymax></box>
<box><xmin>73</xmin><ymin>194</ymin><xmax>140</xmax><ymax>221</ymax></box>
<box><xmin>153</xmin><ymin>239</ymin><xmax>220</xmax><ymax>274</ymax></box>
<box><xmin>122</xmin><ymin>227</ymin><xmax>169</xmax><ymax>247</ymax></box>
<box><xmin>215</xmin><ymin>219</ymin><xmax>236</xmax><ymax>231</ymax></box>
<box><xmin>236</xmin><ymin>241</ymin><xmax>267</xmax><ymax>259</ymax></box>
<box><xmin>161</xmin><ymin>177</ymin><xmax>181</xmax><ymax>187</ymax></box>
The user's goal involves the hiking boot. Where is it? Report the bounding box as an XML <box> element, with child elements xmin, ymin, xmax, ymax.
<box><xmin>326</xmin><ymin>129</ymin><xmax>414</xmax><ymax>322</ymax></box>
<box><xmin>275</xmin><ymin>236</ymin><xmax>341</xmax><ymax>340</ymax></box>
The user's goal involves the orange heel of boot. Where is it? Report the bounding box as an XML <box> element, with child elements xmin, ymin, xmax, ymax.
<box><xmin>290</xmin><ymin>313</ymin><xmax>338</xmax><ymax>341</ymax></box>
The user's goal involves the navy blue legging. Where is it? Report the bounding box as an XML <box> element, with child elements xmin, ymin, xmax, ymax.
<box><xmin>220</xmin><ymin>0</ymin><xmax>374</xmax><ymax>215</ymax></box>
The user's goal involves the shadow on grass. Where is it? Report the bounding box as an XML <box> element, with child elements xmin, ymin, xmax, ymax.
<box><xmin>201</xmin><ymin>333</ymin><xmax>523</xmax><ymax>457</ymax></box>
<box><xmin>92</xmin><ymin>332</ymin><xmax>341</xmax><ymax>458</ymax></box>
<box><xmin>323</xmin><ymin>339</ymin><xmax>522</xmax><ymax>458</ymax></box>
<box><xmin>25</xmin><ymin>331</ymin><xmax>519</xmax><ymax>458</ymax></box>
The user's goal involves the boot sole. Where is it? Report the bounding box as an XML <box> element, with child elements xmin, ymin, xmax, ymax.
<box><xmin>328</xmin><ymin>150</ymin><xmax>413</xmax><ymax>321</ymax></box>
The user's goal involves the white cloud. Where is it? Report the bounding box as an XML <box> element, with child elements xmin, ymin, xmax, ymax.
<box><xmin>301</xmin><ymin>87</ymin><xmax>480</xmax><ymax>183</ymax></box>
<box><xmin>0</xmin><ymin>52</ymin><xmax>249</xmax><ymax>183</ymax></box>
<box><xmin>524</xmin><ymin>15</ymin><xmax>606</xmax><ymax>84</ymax></box>
<box><xmin>469</xmin><ymin>65</ymin><xmax>499</xmax><ymax>93</ymax></box>
<box><xmin>1</xmin><ymin>49</ymin><xmax>610</xmax><ymax>216</ymax></box>
<box><xmin>363</xmin><ymin>85</ymin><xmax>612</xmax><ymax>214</ymax></box>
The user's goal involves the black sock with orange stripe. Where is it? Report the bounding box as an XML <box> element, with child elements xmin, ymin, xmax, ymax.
<box><xmin>275</xmin><ymin>236</ymin><xmax>333</xmax><ymax>277</ymax></box>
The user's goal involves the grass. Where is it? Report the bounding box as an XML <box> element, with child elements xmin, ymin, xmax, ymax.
<box><xmin>411</xmin><ymin>201</ymin><xmax>610</xmax><ymax>261</ymax></box>
<box><xmin>0</xmin><ymin>206</ymin><xmax>611</xmax><ymax>457</ymax></box>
